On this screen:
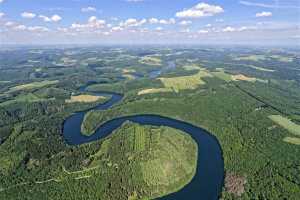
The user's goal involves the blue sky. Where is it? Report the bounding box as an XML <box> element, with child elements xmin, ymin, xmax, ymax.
<box><xmin>0</xmin><ymin>0</ymin><xmax>299</xmax><ymax>45</ymax></box>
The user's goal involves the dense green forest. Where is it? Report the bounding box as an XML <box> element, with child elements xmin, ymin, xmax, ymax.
<box><xmin>0</xmin><ymin>46</ymin><xmax>299</xmax><ymax>199</ymax></box>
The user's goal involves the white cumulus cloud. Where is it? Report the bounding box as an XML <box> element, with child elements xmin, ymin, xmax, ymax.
<box><xmin>222</xmin><ymin>26</ymin><xmax>235</xmax><ymax>32</ymax></box>
<box><xmin>21</xmin><ymin>12</ymin><xmax>36</xmax><ymax>19</ymax></box>
<box><xmin>51</xmin><ymin>14</ymin><xmax>62</xmax><ymax>22</ymax></box>
<box><xmin>111</xmin><ymin>26</ymin><xmax>124</xmax><ymax>32</ymax></box>
<box><xmin>179</xmin><ymin>20</ymin><xmax>192</xmax><ymax>26</ymax></box>
<box><xmin>198</xmin><ymin>29</ymin><xmax>209</xmax><ymax>34</ymax></box>
<box><xmin>71</xmin><ymin>16</ymin><xmax>106</xmax><ymax>31</ymax></box>
<box><xmin>14</xmin><ymin>25</ymin><xmax>27</xmax><ymax>30</ymax></box>
<box><xmin>0</xmin><ymin>12</ymin><xmax>5</xmax><ymax>18</ymax></box>
<box><xmin>5</xmin><ymin>21</ymin><xmax>15</xmax><ymax>26</ymax></box>
<box><xmin>256</xmin><ymin>11</ymin><xmax>272</xmax><ymax>17</ymax></box>
<box><xmin>120</xmin><ymin>18</ymin><xmax>147</xmax><ymax>27</ymax></box>
<box><xmin>176</xmin><ymin>3</ymin><xmax>224</xmax><ymax>18</ymax></box>
<box><xmin>27</xmin><ymin>26</ymin><xmax>49</xmax><ymax>32</ymax></box>
<box><xmin>149</xmin><ymin>18</ymin><xmax>176</xmax><ymax>25</ymax></box>
<box><xmin>149</xmin><ymin>18</ymin><xmax>159</xmax><ymax>24</ymax></box>
<box><xmin>39</xmin><ymin>14</ymin><xmax>62</xmax><ymax>22</ymax></box>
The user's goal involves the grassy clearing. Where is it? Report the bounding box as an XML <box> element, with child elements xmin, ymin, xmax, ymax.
<box><xmin>138</xmin><ymin>88</ymin><xmax>173</xmax><ymax>95</ymax></box>
<box><xmin>269</xmin><ymin>115</ymin><xmax>300</xmax><ymax>136</ymax></box>
<box><xmin>8</xmin><ymin>80</ymin><xmax>59</xmax><ymax>93</ymax></box>
<box><xmin>283</xmin><ymin>137</ymin><xmax>300</xmax><ymax>145</ymax></box>
<box><xmin>232</xmin><ymin>74</ymin><xmax>256</xmax><ymax>82</ymax></box>
<box><xmin>66</xmin><ymin>94</ymin><xmax>105</xmax><ymax>103</ymax></box>
<box><xmin>248</xmin><ymin>65</ymin><xmax>275</xmax><ymax>72</ymax></box>
<box><xmin>122</xmin><ymin>69</ymin><xmax>136</xmax><ymax>73</ymax></box>
<box><xmin>234</xmin><ymin>55</ymin><xmax>266</xmax><ymax>61</ymax></box>
<box><xmin>270</xmin><ymin>55</ymin><xmax>293</xmax><ymax>62</ymax></box>
<box><xmin>0</xmin><ymin>81</ymin><xmax>10</xmax><ymax>84</ymax></box>
<box><xmin>211</xmin><ymin>70</ymin><xmax>233</xmax><ymax>82</ymax></box>
<box><xmin>133</xmin><ymin>125</ymin><xmax>146</xmax><ymax>152</ymax></box>
<box><xmin>182</xmin><ymin>64</ymin><xmax>202</xmax><ymax>71</ymax></box>
<box><xmin>234</xmin><ymin>54</ymin><xmax>293</xmax><ymax>62</ymax></box>
<box><xmin>139</xmin><ymin>56</ymin><xmax>162</xmax><ymax>66</ymax></box>
<box><xmin>158</xmin><ymin>70</ymin><xmax>212</xmax><ymax>92</ymax></box>
<box><xmin>211</xmin><ymin>69</ymin><xmax>265</xmax><ymax>83</ymax></box>
<box><xmin>0</xmin><ymin>93</ymin><xmax>48</xmax><ymax>106</ymax></box>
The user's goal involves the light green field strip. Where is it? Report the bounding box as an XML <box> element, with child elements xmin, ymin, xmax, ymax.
<box><xmin>8</xmin><ymin>80</ymin><xmax>59</xmax><ymax>93</ymax></box>
<box><xmin>138</xmin><ymin>88</ymin><xmax>173</xmax><ymax>95</ymax></box>
<box><xmin>158</xmin><ymin>70</ymin><xmax>212</xmax><ymax>92</ymax></box>
<box><xmin>269</xmin><ymin>115</ymin><xmax>300</xmax><ymax>136</ymax></box>
<box><xmin>139</xmin><ymin>56</ymin><xmax>162</xmax><ymax>66</ymax></box>
<box><xmin>233</xmin><ymin>55</ymin><xmax>293</xmax><ymax>62</ymax></box>
<box><xmin>283</xmin><ymin>137</ymin><xmax>300</xmax><ymax>145</ymax></box>
<box><xmin>248</xmin><ymin>65</ymin><xmax>275</xmax><ymax>72</ymax></box>
<box><xmin>0</xmin><ymin>93</ymin><xmax>50</xmax><ymax>107</ymax></box>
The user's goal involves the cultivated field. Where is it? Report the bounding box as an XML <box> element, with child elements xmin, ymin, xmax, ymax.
<box><xmin>248</xmin><ymin>65</ymin><xmax>275</xmax><ymax>72</ymax></box>
<box><xmin>232</xmin><ymin>74</ymin><xmax>256</xmax><ymax>82</ymax></box>
<box><xmin>66</xmin><ymin>94</ymin><xmax>105</xmax><ymax>103</ymax></box>
<box><xmin>269</xmin><ymin>115</ymin><xmax>300</xmax><ymax>136</ymax></box>
<box><xmin>158</xmin><ymin>70</ymin><xmax>212</xmax><ymax>92</ymax></box>
<box><xmin>138</xmin><ymin>88</ymin><xmax>172</xmax><ymax>95</ymax></box>
<box><xmin>0</xmin><ymin>93</ymin><xmax>47</xmax><ymax>106</ymax></box>
<box><xmin>8</xmin><ymin>80</ymin><xmax>59</xmax><ymax>92</ymax></box>
<box><xmin>211</xmin><ymin>69</ymin><xmax>262</xmax><ymax>83</ymax></box>
<box><xmin>283</xmin><ymin>137</ymin><xmax>300</xmax><ymax>145</ymax></box>
<box><xmin>139</xmin><ymin>56</ymin><xmax>162</xmax><ymax>66</ymax></box>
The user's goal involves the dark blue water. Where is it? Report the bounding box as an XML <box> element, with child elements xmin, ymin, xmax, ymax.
<box><xmin>62</xmin><ymin>87</ymin><xmax>224</xmax><ymax>200</ymax></box>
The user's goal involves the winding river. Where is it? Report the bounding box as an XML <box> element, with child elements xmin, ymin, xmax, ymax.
<box><xmin>63</xmin><ymin>85</ymin><xmax>224</xmax><ymax>200</ymax></box>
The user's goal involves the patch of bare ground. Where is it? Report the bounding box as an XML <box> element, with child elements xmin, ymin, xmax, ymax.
<box><xmin>225</xmin><ymin>172</ymin><xmax>247</xmax><ymax>197</ymax></box>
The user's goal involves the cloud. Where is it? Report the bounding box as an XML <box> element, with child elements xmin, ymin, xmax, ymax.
<box><xmin>0</xmin><ymin>12</ymin><xmax>5</xmax><ymax>18</ymax></box>
<box><xmin>239</xmin><ymin>1</ymin><xmax>300</xmax><ymax>9</ymax></box>
<box><xmin>39</xmin><ymin>15</ymin><xmax>51</xmax><ymax>22</ymax></box>
<box><xmin>120</xmin><ymin>18</ymin><xmax>147</xmax><ymax>27</ymax></box>
<box><xmin>176</xmin><ymin>3</ymin><xmax>224</xmax><ymax>18</ymax></box>
<box><xmin>179</xmin><ymin>20</ymin><xmax>192</xmax><ymax>26</ymax></box>
<box><xmin>5</xmin><ymin>21</ymin><xmax>14</xmax><ymax>26</ymax></box>
<box><xmin>27</xmin><ymin>26</ymin><xmax>49</xmax><ymax>32</ymax></box>
<box><xmin>0</xmin><ymin>0</ymin><xmax>4</xmax><ymax>3</ymax></box>
<box><xmin>21</xmin><ymin>12</ymin><xmax>36</xmax><ymax>19</ymax></box>
<box><xmin>149</xmin><ymin>18</ymin><xmax>176</xmax><ymax>25</ymax></box>
<box><xmin>81</xmin><ymin>7</ymin><xmax>97</xmax><ymax>12</ymax></box>
<box><xmin>149</xmin><ymin>18</ymin><xmax>159</xmax><ymax>24</ymax></box>
<box><xmin>221</xmin><ymin>26</ymin><xmax>257</xmax><ymax>32</ymax></box>
<box><xmin>71</xmin><ymin>16</ymin><xmax>106</xmax><ymax>31</ymax></box>
<box><xmin>14</xmin><ymin>25</ymin><xmax>27</xmax><ymax>30</ymax></box>
<box><xmin>256</xmin><ymin>11</ymin><xmax>272</xmax><ymax>17</ymax></box>
<box><xmin>160</xmin><ymin>18</ymin><xmax>176</xmax><ymax>25</ymax></box>
<box><xmin>39</xmin><ymin>14</ymin><xmax>62</xmax><ymax>22</ymax></box>
<box><xmin>51</xmin><ymin>14</ymin><xmax>62</xmax><ymax>22</ymax></box>
<box><xmin>111</xmin><ymin>26</ymin><xmax>124</xmax><ymax>32</ymax></box>
<box><xmin>198</xmin><ymin>29</ymin><xmax>209</xmax><ymax>34</ymax></box>
<box><xmin>222</xmin><ymin>26</ymin><xmax>235</xmax><ymax>32</ymax></box>
<box><xmin>11</xmin><ymin>24</ymin><xmax>49</xmax><ymax>32</ymax></box>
